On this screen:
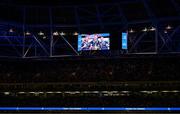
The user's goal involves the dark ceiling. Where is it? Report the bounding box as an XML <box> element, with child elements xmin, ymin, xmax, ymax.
<box><xmin>0</xmin><ymin>0</ymin><xmax>180</xmax><ymax>31</ymax></box>
<box><xmin>0</xmin><ymin>0</ymin><xmax>131</xmax><ymax>6</ymax></box>
<box><xmin>1</xmin><ymin>0</ymin><xmax>180</xmax><ymax>6</ymax></box>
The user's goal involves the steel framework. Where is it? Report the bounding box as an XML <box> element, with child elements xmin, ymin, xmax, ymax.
<box><xmin>1</xmin><ymin>0</ymin><xmax>180</xmax><ymax>58</ymax></box>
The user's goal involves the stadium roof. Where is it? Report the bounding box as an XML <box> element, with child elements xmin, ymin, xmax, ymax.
<box><xmin>0</xmin><ymin>0</ymin><xmax>180</xmax><ymax>58</ymax></box>
<box><xmin>0</xmin><ymin>0</ymin><xmax>139</xmax><ymax>6</ymax></box>
<box><xmin>0</xmin><ymin>0</ymin><xmax>179</xmax><ymax>24</ymax></box>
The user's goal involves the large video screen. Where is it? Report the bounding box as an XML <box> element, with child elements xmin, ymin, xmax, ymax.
<box><xmin>78</xmin><ymin>33</ymin><xmax>110</xmax><ymax>51</ymax></box>
<box><xmin>122</xmin><ymin>32</ymin><xmax>128</xmax><ymax>49</ymax></box>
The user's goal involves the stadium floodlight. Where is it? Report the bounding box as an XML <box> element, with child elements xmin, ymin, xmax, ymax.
<box><xmin>53</xmin><ymin>31</ymin><xmax>59</xmax><ymax>36</ymax></box>
<box><xmin>38</xmin><ymin>92</ymin><xmax>44</xmax><ymax>94</ymax></box>
<box><xmin>162</xmin><ymin>90</ymin><xmax>169</xmax><ymax>93</ymax></box>
<box><xmin>83</xmin><ymin>91</ymin><xmax>90</xmax><ymax>93</ymax></box>
<box><xmin>129</xmin><ymin>29</ymin><xmax>135</xmax><ymax>33</ymax></box>
<box><xmin>171</xmin><ymin>90</ymin><xmax>179</xmax><ymax>93</ymax></box>
<box><xmin>60</xmin><ymin>32</ymin><xmax>66</xmax><ymax>36</ymax></box>
<box><xmin>9</xmin><ymin>28</ymin><xmax>14</xmax><ymax>33</ymax></box>
<box><xmin>25</xmin><ymin>31</ymin><xmax>31</xmax><ymax>36</ymax></box>
<box><xmin>149</xmin><ymin>27</ymin><xmax>156</xmax><ymax>31</ymax></box>
<box><xmin>29</xmin><ymin>92</ymin><xmax>35</xmax><ymax>94</ymax></box>
<box><xmin>38</xmin><ymin>31</ymin><xmax>45</xmax><ymax>36</ymax></box>
<box><xmin>74</xmin><ymin>91</ymin><xmax>81</xmax><ymax>93</ymax></box>
<box><xmin>92</xmin><ymin>91</ymin><xmax>99</xmax><ymax>93</ymax></box>
<box><xmin>164</xmin><ymin>30</ymin><xmax>168</xmax><ymax>34</ymax></box>
<box><xmin>151</xmin><ymin>91</ymin><xmax>158</xmax><ymax>93</ymax></box>
<box><xmin>140</xmin><ymin>91</ymin><xmax>148</xmax><ymax>93</ymax></box>
<box><xmin>166</xmin><ymin>25</ymin><xmax>172</xmax><ymax>30</ymax></box>
<box><xmin>73</xmin><ymin>32</ymin><xmax>79</xmax><ymax>36</ymax></box>
<box><xmin>4</xmin><ymin>92</ymin><xmax>10</xmax><ymax>95</ymax></box>
<box><xmin>46</xmin><ymin>91</ymin><xmax>53</xmax><ymax>94</ymax></box>
<box><xmin>42</xmin><ymin>36</ymin><xmax>47</xmax><ymax>39</ymax></box>
<box><xmin>142</xmin><ymin>27</ymin><xmax>148</xmax><ymax>32</ymax></box>
<box><xmin>18</xmin><ymin>92</ymin><xmax>25</xmax><ymax>94</ymax></box>
<box><xmin>121</xmin><ymin>91</ymin><xmax>129</xmax><ymax>93</ymax></box>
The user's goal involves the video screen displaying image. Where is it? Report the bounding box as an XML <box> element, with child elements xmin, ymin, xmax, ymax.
<box><xmin>78</xmin><ymin>33</ymin><xmax>110</xmax><ymax>51</ymax></box>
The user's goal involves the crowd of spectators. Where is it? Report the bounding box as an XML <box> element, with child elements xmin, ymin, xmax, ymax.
<box><xmin>0</xmin><ymin>57</ymin><xmax>180</xmax><ymax>83</ymax></box>
<box><xmin>0</xmin><ymin>57</ymin><xmax>180</xmax><ymax>107</ymax></box>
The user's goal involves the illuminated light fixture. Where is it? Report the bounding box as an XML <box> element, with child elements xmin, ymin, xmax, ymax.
<box><xmin>60</xmin><ymin>32</ymin><xmax>65</xmax><ymax>36</ymax></box>
<box><xmin>112</xmin><ymin>91</ymin><xmax>119</xmax><ymax>93</ymax></box>
<box><xmin>83</xmin><ymin>91</ymin><xmax>90</xmax><ymax>93</ymax></box>
<box><xmin>73</xmin><ymin>32</ymin><xmax>79</xmax><ymax>36</ymax></box>
<box><xmin>69</xmin><ymin>92</ymin><xmax>76</xmax><ymax>95</ymax></box>
<box><xmin>142</xmin><ymin>27</ymin><xmax>148</xmax><ymax>32</ymax></box>
<box><xmin>151</xmin><ymin>91</ymin><xmax>158</xmax><ymax>93</ymax></box>
<box><xmin>92</xmin><ymin>91</ymin><xmax>99</xmax><ymax>93</ymax></box>
<box><xmin>149</xmin><ymin>27</ymin><xmax>156</xmax><ymax>31</ymax></box>
<box><xmin>120</xmin><ymin>94</ymin><xmax>126</xmax><ymax>96</ymax></box>
<box><xmin>18</xmin><ymin>92</ymin><xmax>25</xmax><ymax>94</ymax></box>
<box><xmin>64</xmin><ymin>91</ymin><xmax>71</xmax><ymax>94</ymax></box>
<box><xmin>164</xmin><ymin>30</ymin><xmax>168</xmax><ymax>34</ymax></box>
<box><xmin>53</xmin><ymin>31</ymin><xmax>59</xmax><ymax>36</ymax></box>
<box><xmin>121</xmin><ymin>91</ymin><xmax>129</xmax><ymax>93</ymax></box>
<box><xmin>9</xmin><ymin>28</ymin><xmax>14</xmax><ymax>33</ymax></box>
<box><xmin>166</xmin><ymin>25</ymin><xmax>172</xmax><ymax>30</ymax></box>
<box><xmin>140</xmin><ymin>91</ymin><xmax>147</xmax><ymax>93</ymax></box>
<box><xmin>29</xmin><ymin>92</ymin><xmax>35</xmax><ymax>94</ymax></box>
<box><xmin>4</xmin><ymin>92</ymin><xmax>10</xmax><ymax>95</ymax></box>
<box><xmin>172</xmin><ymin>90</ymin><xmax>179</xmax><ymax>93</ymax></box>
<box><xmin>42</xmin><ymin>36</ymin><xmax>47</xmax><ymax>39</ymax></box>
<box><xmin>46</xmin><ymin>91</ymin><xmax>53</xmax><ymax>94</ymax></box>
<box><xmin>74</xmin><ymin>91</ymin><xmax>80</xmax><ymax>94</ymax></box>
<box><xmin>129</xmin><ymin>29</ymin><xmax>135</xmax><ymax>33</ymax></box>
<box><xmin>34</xmin><ymin>92</ymin><xmax>40</xmax><ymax>96</ymax></box>
<box><xmin>162</xmin><ymin>90</ymin><xmax>169</xmax><ymax>93</ymax></box>
<box><xmin>38</xmin><ymin>92</ymin><xmax>44</xmax><ymax>94</ymax></box>
<box><xmin>38</xmin><ymin>31</ymin><xmax>44</xmax><ymax>36</ymax></box>
<box><xmin>25</xmin><ymin>31</ymin><xmax>31</xmax><ymax>36</ymax></box>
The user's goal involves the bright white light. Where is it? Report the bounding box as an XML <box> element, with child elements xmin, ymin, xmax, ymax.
<box><xmin>83</xmin><ymin>91</ymin><xmax>90</xmax><ymax>93</ymax></box>
<box><xmin>29</xmin><ymin>92</ymin><xmax>35</xmax><ymax>94</ymax></box>
<box><xmin>60</xmin><ymin>32</ymin><xmax>66</xmax><ymax>36</ymax></box>
<box><xmin>73</xmin><ymin>32</ymin><xmax>79</xmax><ymax>36</ymax></box>
<box><xmin>43</xmin><ymin>36</ymin><xmax>47</xmax><ymax>39</ymax></box>
<box><xmin>140</xmin><ymin>91</ymin><xmax>148</xmax><ymax>93</ymax></box>
<box><xmin>162</xmin><ymin>90</ymin><xmax>169</xmax><ymax>93</ymax></box>
<box><xmin>53</xmin><ymin>31</ymin><xmax>59</xmax><ymax>36</ymax></box>
<box><xmin>121</xmin><ymin>91</ymin><xmax>129</xmax><ymax>93</ymax></box>
<box><xmin>9</xmin><ymin>29</ymin><xmax>14</xmax><ymax>33</ymax></box>
<box><xmin>129</xmin><ymin>29</ymin><xmax>135</xmax><ymax>33</ymax></box>
<box><xmin>149</xmin><ymin>27</ymin><xmax>156</xmax><ymax>31</ymax></box>
<box><xmin>46</xmin><ymin>92</ymin><xmax>53</xmax><ymax>94</ymax></box>
<box><xmin>151</xmin><ymin>91</ymin><xmax>158</xmax><ymax>93</ymax></box>
<box><xmin>25</xmin><ymin>31</ymin><xmax>31</xmax><ymax>36</ymax></box>
<box><xmin>38</xmin><ymin>31</ymin><xmax>44</xmax><ymax>36</ymax></box>
<box><xmin>74</xmin><ymin>91</ymin><xmax>80</xmax><ymax>93</ymax></box>
<box><xmin>166</xmin><ymin>25</ymin><xmax>172</xmax><ymax>30</ymax></box>
<box><xmin>171</xmin><ymin>90</ymin><xmax>179</xmax><ymax>93</ymax></box>
<box><xmin>92</xmin><ymin>91</ymin><xmax>99</xmax><ymax>93</ymax></box>
<box><xmin>18</xmin><ymin>92</ymin><xmax>25</xmax><ymax>94</ymax></box>
<box><xmin>4</xmin><ymin>92</ymin><xmax>10</xmax><ymax>95</ymax></box>
<box><xmin>39</xmin><ymin>92</ymin><xmax>44</xmax><ymax>94</ymax></box>
<box><xmin>142</xmin><ymin>27</ymin><xmax>148</xmax><ymax>32</ymax></box>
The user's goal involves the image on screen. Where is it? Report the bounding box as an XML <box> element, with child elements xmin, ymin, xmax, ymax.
<box><xmin>78</xmin><ymin>33</ymin><xmax>110</xmax><ymax>51</ymax></box>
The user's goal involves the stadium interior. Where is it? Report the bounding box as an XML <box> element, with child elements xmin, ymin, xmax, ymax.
<box><xmin>1</xmin><ymin>0</ymin><xmax>180</xmax><ymax>113</ymax></box>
